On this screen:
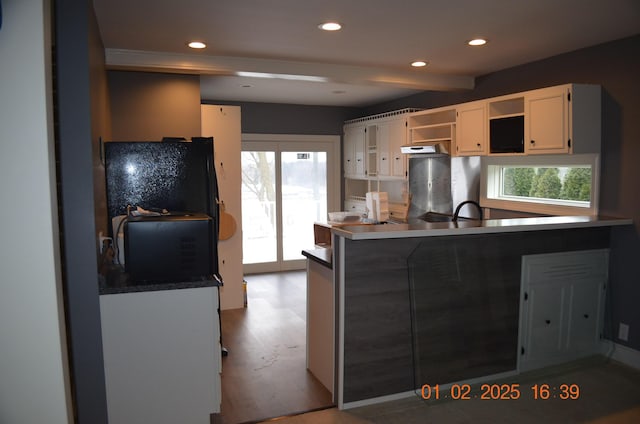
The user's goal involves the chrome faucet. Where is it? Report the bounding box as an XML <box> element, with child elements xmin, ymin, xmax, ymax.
<box><xmin>452</xmin><ymin>200</ymin><xmax>483</xmax><ymax>221</ymax></box>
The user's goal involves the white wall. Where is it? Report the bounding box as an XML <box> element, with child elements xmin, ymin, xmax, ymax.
<box><xmin>0</xmin><ymin>1</ymin><xmax>73</xmax><ymax>423</ymax></box>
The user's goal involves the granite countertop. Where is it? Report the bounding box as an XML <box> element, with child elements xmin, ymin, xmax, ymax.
<box><xmin>99</xmin><ymin>266</ymin><xmax>222</xmax><ymax>295</ymax></box>
<box><xmin>332</xmin><ymin>215</ymin><xmax>633</xmax><ymax>240</ymax></box>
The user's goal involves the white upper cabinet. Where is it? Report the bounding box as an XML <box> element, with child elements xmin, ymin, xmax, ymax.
<box><xmin>343</xmin><ymin>124</ymin><xmax>366</xmax><ymax>178</ymax></box>
<box><xmin>376</xmin><ymin>117</ymin><xmax>408</xmax><ymax>178</ymax></box>
<box><xmin>456</xmin><ymin>101</ymin><xmax>487</xmax><ymax>156</ymax></box>
<box><xmin>407</xmin><ymin>107</ymin><xmax>456</xmax><ymax>151</ymax></box>
<box><xmin>525</xmin><ymin>85</ymin><xmax>570</xmax><ymax>154</ymax></box>
<box><xmin>525</xmin><ymin>84</ymin><xmax>601</xmax><ymax>155</ymax></box>
<box><xmin>404</xmin><ymin>83</ymin><xmax>600</xmax><ymax>158</ymax></box>
<box><xmin>344</xmin><ymin>110</ymin><xmax>413</xmax><ymax>180</ymax></box>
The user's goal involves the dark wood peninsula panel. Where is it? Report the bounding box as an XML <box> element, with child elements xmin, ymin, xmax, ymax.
<box><xmin>340</xmin><ymin>227</ymin><xmax>611</xmax><ymax>404</ymax></box>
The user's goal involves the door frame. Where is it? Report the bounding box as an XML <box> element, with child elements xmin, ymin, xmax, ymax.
<box><xmin>241</xmin><ymin>133</ymin><xmax>341</xmax><ymax>274</ymax></box>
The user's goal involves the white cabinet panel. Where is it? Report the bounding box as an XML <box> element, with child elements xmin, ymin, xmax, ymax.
<box><xmin>100</xmin><ymin>287</ymin><xmax>221</xmax><ymax>424</ymax></box>
<box><xmin>519</xmin><ymin>249</ymin><xmax>608</xmax><ymax>372</ymax></box>
<box><xmin>527</xmin><ymin>283</ymin><xmax>564</xmax><ymax>358</ymax></box>
<box><xmin>343</xmin><ymin>124</ymin><xmax>366</xmax><ymax>178</ymax></box>
<box><xmin>456</xmin><ymin>101</ymin><xmax>487</xmax><ymax>156</ymax></box>
<box><xmin>201</xmin><ymin>105</ymin><xmax>243</xmax><ymax>310</ymax></box>
<box><xmin>526</xmin><ymin>85</ymin><xmax>569</xmax><ymax>153</ymax></box>
<box><xmin>524</xmin><ymin>84</ymin><xmax>601</xmax><ymax>155</ymax></box>
<box><xmin>566</xmin><ymin>280</ymin><xmax>605</xmax><ymax>352</ymax></box>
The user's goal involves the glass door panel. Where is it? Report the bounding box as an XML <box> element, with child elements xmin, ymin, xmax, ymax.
<box><xmin>281</xmin><ymin>152</ymin><xmax>327</xmax><ymax>261</ymax></box>
<box><xmin>241</xmin><ymin>151</ymin><xmax>277</xmax><ymax>265</ymax></box>
<box><xmin>242</xmin><ymin>136</ymin><xmax>338</xmax><ymax>274</ymax></box>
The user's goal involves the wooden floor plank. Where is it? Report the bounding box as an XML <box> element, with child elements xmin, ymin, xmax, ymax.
<box><xmin>219</xmin><ymin>271</ymin><xmax>333</xmax><ymax>424</ymax></box>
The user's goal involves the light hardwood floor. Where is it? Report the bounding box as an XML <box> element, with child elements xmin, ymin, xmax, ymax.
<box><xmin>218</xmin><ymin>271</ymin><xmax>333</xmax><ymax>424</ymax></box>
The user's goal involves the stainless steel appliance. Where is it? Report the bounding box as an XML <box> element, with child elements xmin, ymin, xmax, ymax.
<box><xmin>407</xmin><ymin>154</ymin><xmax>481</xmax><ymax>221</ymax></box>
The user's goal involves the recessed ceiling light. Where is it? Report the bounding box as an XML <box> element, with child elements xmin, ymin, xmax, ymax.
<box><xmin>188</xmin><ymin>41</ymin><xmax>207</xmax><ymax>49</ymax></box>
<box><xmin>411</xmin><ymin>61</ymin><xmax>428</xmax><ymax>68</ymax></box>
<box><xmin>468</xmin><ymin>38</ymin><xmax>487</xmax><ymax>46</ymax></box>
<box><xmin>319</xmin><ymin>22</ymin><xmax>342</xmax><ymax>31</ymax></box>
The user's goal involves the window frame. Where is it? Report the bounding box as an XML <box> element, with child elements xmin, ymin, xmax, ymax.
<box><xmin>480</xmin><ymin>154</ymin><xmax>600</xmax><ymax>216</ymax></box>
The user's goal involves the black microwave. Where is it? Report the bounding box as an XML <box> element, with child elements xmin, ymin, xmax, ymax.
<box><xmin>490</xmin><ymin>115</ymin><xmax>524</xmax><ymax>154</ymax></box>
<box><xmin>124</xmin><ymin>213</ymin><xmax>214</xmax><ymax>283</ymax></box>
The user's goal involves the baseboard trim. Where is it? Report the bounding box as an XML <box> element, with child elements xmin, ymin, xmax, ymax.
<box><xmin>606</xmin><ymin>342</ymin><xmax>640</xmax><ymax>370</ymax></box>
<box><xmin>341</xmin><ymin>390</ymin><xmax>415</xmax><ymax>410</ymax></box>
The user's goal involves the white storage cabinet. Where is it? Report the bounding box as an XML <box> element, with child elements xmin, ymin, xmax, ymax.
<box><xmin>519</xmin><ymin>249</ymin><xmax>608</xmax><ymax>372</ymax></box>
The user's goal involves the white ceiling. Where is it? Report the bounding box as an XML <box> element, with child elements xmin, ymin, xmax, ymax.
<box><xmin>92</xmin><ymin>0</ymin><xmax>640</xmax><ymax>107</ymax></box>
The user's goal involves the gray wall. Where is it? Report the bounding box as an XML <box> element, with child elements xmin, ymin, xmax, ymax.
<box><xmin>202</xmin><ymin>99</ymin><xmax>359</xmax><ymax>135</ymax></box>
<box><xmin>362</xmin><ymin>35</ymin><xmax>640</xmax><ymax>351</ymax></box>
<box><xmin>108</xmin><ymin>71</ymin><xmax>202</xmax><ymax>141</ymax></box>
<box><xmin>56</xmin><ymin>0</ymin><xmax>110</xmax><ymax>422</ymax></box>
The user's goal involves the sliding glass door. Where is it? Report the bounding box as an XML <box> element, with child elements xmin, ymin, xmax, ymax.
<box><xmin>241</xmin><ymin>135</ymin><xmax>339</xmax><ymax>274</ymax></box>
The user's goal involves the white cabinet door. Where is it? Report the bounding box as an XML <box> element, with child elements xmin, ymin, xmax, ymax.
<box><xmin>456</xmin><ymin>101</ymin><xmax>487</xmax><ymax>156</ymax></box>
<box><xmin>375</xmin><ymin>117</ymin><xmax>407</xmax><ymax>178</ymax></box>
<box><xmin>365</xmin><ymin>124</ymin><xmax>377</xmax><ymax>177</ymax></box>
<box><xmin>344</xmin><ymin>199</ymin><xmax>366</xmax><ymax>213</ymax></box>
<box><xmin>526</xmin><ymin>283</ymin><xmax>565</xmax><ymax>359</ymax></box>
<box><xmin>101</xmin><ymin>287</ymin><xmax>221</xmax><ymax>424</ymax></box>
<box><xmin>519</xmin><ymin>249</ymin><xmax>608</xmax><ymax>372</ymax></box>
<box><xmin>376</xmin><ymin>123</ymin><xmax>390</xmax><ymax>177</ymax></box>
<box><xmin>344</xmin><ymin>124</ymin><xmax>366</xmax><ymax>177</ymax></box>
<box><xmin>566</xmin><ymin>280</ymin><xmax>605</xmax><ymax>352</ymax></box>
<box><xmin>525</xmin><ymin>85</ymin><xmax>570</xmax><ymax>154</ymax></box>
<box><xmin>388</xmin><ymin>118</ymin><xmax>408</xmax><ymax>178</ymax></box>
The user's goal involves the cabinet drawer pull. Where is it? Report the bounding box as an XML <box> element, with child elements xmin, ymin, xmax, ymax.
<box><xmin>530</xmin><ymin>139</ymin><xmax>535</xmax><ymax>144</ymax></box>
<box><xmin>545</xmin><ymin>319</ymin><xmax>551</xmax><ymax>325</ymax></box>
<box><xmin>584</xmin><ymin>314</ymin><xmax>589</xmax><ymax>319</ymax></box>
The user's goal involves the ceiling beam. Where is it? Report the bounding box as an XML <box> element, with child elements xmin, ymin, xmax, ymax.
<box><xmin>105</xmin><ymin>48</ymin><xmax>475</xmax><ymax>92</ymax></box>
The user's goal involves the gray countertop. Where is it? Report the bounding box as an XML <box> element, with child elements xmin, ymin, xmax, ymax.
<box><xmin>332</xmin><ymin>215</ymin><xmax>633</xmax><ymax>240</ymax></box>
<box><xmin>99</xmin><ymin>266</ymin><xmax>222</xmax><ymax>295</ymax></box>
<box><xmin>302</xmin><ymin>247</ymin><xmax>332</xmax><ymax>268</ymax></box>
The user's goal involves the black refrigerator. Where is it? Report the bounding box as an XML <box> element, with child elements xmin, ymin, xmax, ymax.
<box><xmin>104</xmin><ymin>139</ymin><xmax>220</xmax><ymax>282</ymax></box>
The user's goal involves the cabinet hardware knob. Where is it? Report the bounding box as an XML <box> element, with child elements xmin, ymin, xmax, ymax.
<box><xmin>477</xmin><ymin>143</ymin><xmax>481</xmax><ymax>147</ymax></box>
<box><xmin>530</xmin><ymin>140</ymin><xmax>535</xmax><ymax>144</ymax></box>
<box><xmin>584</xmin><ymin>314</ymin><xmax>589</xmax><ymax>319</ymax></box>
<box><xmin>545</xmin><ymin>320</ymin><xmax>551</xmax><ymax>324</ymax></box>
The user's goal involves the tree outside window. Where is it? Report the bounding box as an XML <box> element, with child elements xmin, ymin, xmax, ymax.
<box><xmin>502</xmin><ymin>166</ymin><xmax>591</xmax><ymax>202</ymax></box>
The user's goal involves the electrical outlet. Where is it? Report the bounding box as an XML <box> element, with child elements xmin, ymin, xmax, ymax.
<box><xmin>618</xmin><ymin>323</ymin><xmax>629</xmax><ymax>341</ymax></box>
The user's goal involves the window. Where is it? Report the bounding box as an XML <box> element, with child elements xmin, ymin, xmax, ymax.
<box><xmin>481</xmin><ymin>154</ymin><xmax>600</xmax><ymax>216</ymax></box>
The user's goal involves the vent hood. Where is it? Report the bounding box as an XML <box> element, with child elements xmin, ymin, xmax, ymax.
<box><xmin>400</xmin><ymin>140</ymin><xmax>451</xmax><ymax>155</ymax></box>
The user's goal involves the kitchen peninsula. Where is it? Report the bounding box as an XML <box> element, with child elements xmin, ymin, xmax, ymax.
<box><xmin>305</xmin><ymin>215</ymin><xmax>632</xmax><ymax>409</ymax></box>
